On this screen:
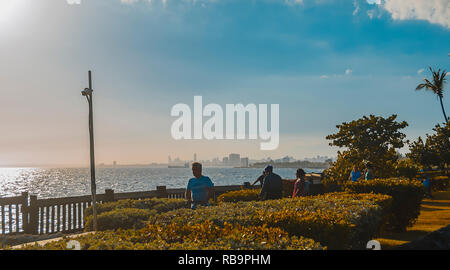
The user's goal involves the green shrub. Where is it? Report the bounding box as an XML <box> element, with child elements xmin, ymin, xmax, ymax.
<box><xmin>84</xmin><ymin>208</ymin><xmax>154</xmax><ymax>231</ymax></box>
<box><xmin>217</xmin><ymin>189</ymin><xmax>260</xmax><ymax>203</ymax></box>
<box><xmin>151</xmin><ymin>193</ymin><xmax>391</xmax><ymax>250</ymax></box>
<box><xmin>18</xmin><ymin>222</ymin><xmax>324</xmax><ymax>250</ymax></box>
<box><xmin>430</xmin><ymin>176</ymin><xmax>449</xmax><ymax>191</ymax></box>
<box><xmin>344</xmin><ymin>178</ymin><xmax>424</xmax><ymax>232</ymax></box>
<box><xmin>84</xmin><ymin>198</ymin><xmax>187</xmax><ymax>231</ymax></box>
<box><xmin>85</xmin><ymin>198</ymin><xmax>186</xmax><ymax>216</ymax></box>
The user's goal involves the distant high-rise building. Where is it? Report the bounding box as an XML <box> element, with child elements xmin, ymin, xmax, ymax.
<box><xmin>113</xmin><ymin>161</ymin><xmax>117</xmax><ymax>166</ymax></box>
<box><xmin>222</xmin><ymin>157</ymin><xmax>229</xmax><ymax>166</ymax></box>
<box><xmin>240</xmin><ymin>157</ymin><xmax>249</xmax><ymax>168</ymax></box>
<box><xmin>229</xmin><ymin>153</ymin><xmax>241</xmax><ymax>167</ymax></box>
<box><xmin>194</xmin><ymin>153</ymin><xmax>197</xmax><ymax>162</ymax></box>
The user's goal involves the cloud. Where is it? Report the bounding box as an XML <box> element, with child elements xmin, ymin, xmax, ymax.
<box><xmin>417</xmin><ymin>68</ymin><xmax>424</xmax><ymax>75</ymax></box>
<box><xmin>66</xmin><ymin>0</ymin><xmax>81</xmax><ymax>4</ymax></box>
<box><xmin>371</xmin><ymin>0</ymin><xmax>450</xmax><ymax>29</ymax></box>
<box><xmin>345</xmin><ymin>69</ymin><xmax>352</xmax><ymax>75</ymax></box>
<box><xmin>353</xmin><ymin>0</ymin><xmax>360</xmax><ymax>15</ymax></box>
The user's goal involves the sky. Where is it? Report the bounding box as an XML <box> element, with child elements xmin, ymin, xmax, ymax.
<box><xmin>0</xmin><ymin>0</ymin><xmax>449</xmax><ymax>166</ymax></box>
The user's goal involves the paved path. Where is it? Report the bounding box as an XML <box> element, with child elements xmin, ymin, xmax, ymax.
<box><xmin>11</xmin><ymin>232</ymin><xmax>95</xmax><ymax>249</ymax></box>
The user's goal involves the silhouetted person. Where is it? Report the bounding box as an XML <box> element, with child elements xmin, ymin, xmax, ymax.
<box><xmin>260</xmin><ymin>165</ymin><xmax>282</xmax><ymax>200</ymax></box>
<box><xmin>185</xmin><ymin>162</ymin><xmax>214</xmax><ymax>209</ymax></box>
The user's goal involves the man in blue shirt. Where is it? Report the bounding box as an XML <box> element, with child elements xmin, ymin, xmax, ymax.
<box><xmin>185</xmin><ymin>162</ymin><xmax>214</xmax><ymax>209</ymax></box>
<box><xmin>349</xmin><ymin>165</ymin><xmax>361</xmax><ymax>182</ymax></box>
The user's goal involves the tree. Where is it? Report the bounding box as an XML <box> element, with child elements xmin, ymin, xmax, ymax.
<box><xmin>408</xmin><ymin>121</ymin><xmax>450</xmax><ymax>173</ymax></box>
<box><xmin>324</xmin><ymin>114</ymin><xmax>408</xmax><ymax>181</ymax></box>
<box><xmin>416</xmin><ymin>67</ymin><xmax>448</xmax><ymax>123</ymax></box>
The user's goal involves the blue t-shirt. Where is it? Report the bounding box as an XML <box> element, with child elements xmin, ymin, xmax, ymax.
<box><xmin>187</xmin><ymin>176</ymin><xmax>214</xmax><ymax>202</ymax></box>
<box><xmin>350</xmin><ymin>171</ymin><xmax>361</xmax><ymax>182</ymax></box>
<box><xmin>422</xmin><ymin>178</ymin><xmax>431</xmax><ymax>188</ymax></box>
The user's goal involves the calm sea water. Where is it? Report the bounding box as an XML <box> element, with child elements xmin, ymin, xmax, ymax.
<box><xmin>0</xmin><ymin>167</ymin><xmax>322</xmax><ymax>199</ymax></box>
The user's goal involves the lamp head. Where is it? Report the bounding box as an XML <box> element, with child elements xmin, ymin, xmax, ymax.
<box><xmin>81</xmin><ymin>88</ymin><xmax>93</xmax><ymax>96</ymax></box>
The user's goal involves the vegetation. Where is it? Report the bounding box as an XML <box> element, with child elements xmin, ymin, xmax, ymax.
<box><xmin>84</xmin><ymin>198</ymin><xmax>187</xmax><ymax>231</ymax></box>
<box><xmin>324</xmin><ymin>114</ymin><xmax>408</xmax><ymax>182</ymax></box>
<box><xmin>217</xmin><ymin>189</ymin><xmax>260</xmax><ymax>203</ymax></box>
<box><xmin>151</xmin><ymin>193</ymin><xmax>392</xmax><ymax>249</ymax></box>
<box><xmin>376</xmin><ymin>191</ymin><xmax>450</xmax><ymax>249</ymax></box>
<box><xmin>408</xmin><ymin>121</ymin><xmax>450</xmax><ymax>174</ymax></box>
<box><xmin>415</xmin><ymin>67</ymin><xmax>448</xmax><ymax>123</ymax></box>
<box><xmin>344</xmin><ymin>178</ymin><xmax>425</xmax><ymax>232</ymax></box>
<box><xmin>18</xmin><ymin>222</ymin><xmax>324</xmax><ymax>250</ymax></box>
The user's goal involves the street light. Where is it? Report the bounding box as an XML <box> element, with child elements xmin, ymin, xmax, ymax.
<box><xmin>82</xmin><ymin>70</ymin><xmax>98</xmax><ymax>231</ymax></box>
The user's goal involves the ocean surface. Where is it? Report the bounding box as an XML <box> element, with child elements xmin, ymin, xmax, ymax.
<box><xmin>0</xmin><ymin>167</ymin><xmax>323</xmax><ymax>199</ymax></box>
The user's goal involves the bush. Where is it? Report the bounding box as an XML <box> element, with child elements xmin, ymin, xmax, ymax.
<box><xmin>151</xmin><ymin>193</ymin><xmax>391</xmax><ymax>250</ymax></box>
<box><xmin>430</xmin><ymin>176</ymin><xmax>450</xmax><ymax>191</ymax></box>
<box><xmin>344</xmin><ymin>178</ymin><xmax>424</xmax><ymax>232</ymax></box>
<box><xmin>84</xmin><ymin>198</ymin><xmax>187</xmax><ymax>231</ymax></box>
<box><xmin>18</xmin><ymin>222</ymin><xmax>324</xmax><ymax>250</ymax></box>
<box><xmin>217</xmin><ymin>189</ymin><xmax>260</xmax><ymax>203</ymax></box>
<box><xmin>84</xmin><ymin>208</ymin><xmax>154</xmax><ymax>231</ymax></box>
<box><xmin>85</xmin><ymin>198</ymin><xmax>187</xmax><ymax>216</ymax></box>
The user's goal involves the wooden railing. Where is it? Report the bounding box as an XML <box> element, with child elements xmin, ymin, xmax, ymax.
<box><xmin>0</xmin><ymin>182</ymin><xmax>253</xmax><ymax>236</ymax></box>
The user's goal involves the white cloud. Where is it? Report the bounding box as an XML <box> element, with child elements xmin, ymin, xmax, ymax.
<box><xmin>345</xmin><ymin>69</ymin><xmax>352</xmax><ymax>75</ymax></box>
<box><xmin>353</xmin><ymin>0</ymin><xmax>360</xmax><ymax>15</ymax></box>
<box><xmin>417</xmin><ymin>68</ymin><xmax>424</xmax><ymax>75</ymax></box>
<box><xmin>372</xmin><ymin>0</ymin><xmax>450</xmax><ymax>29</ymax></box>
<box><xmin>366</xmin><ymin>0</ymin><xmax>381</xmax><ymax>4</ymax></box>
<box><xmin>66</xmin><ymin>0</ymin><xmax>81</xmax><ymax>4</ymax></box>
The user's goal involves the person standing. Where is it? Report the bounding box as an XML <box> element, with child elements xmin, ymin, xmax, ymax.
<box><xmin>185</xmin><ymin>162</ymin><xmax>214</xmax><ymax>209</ymax></box>
<box><xmin>349</xmin><ymin>165</ymin><xmax>361</xmax><ymax>182</ymax></box>
<box><xmin>292</xmin><ymin>168</ymin><xmax>307</xmax><ymax>198</ymax></box>
<box><xmin>365</xmin><ymin>163</ymin><xmax>375</xmax><ymax>180</ymax></box>
<box><xmin>421</xmin><ymin>172</ymin><xmax>433</xmax><ymax>198</ymax></box>
<box><xmin>260</xmin><ymin>165</ymin><xmax>283</xmax><ymax>200</ymax></box>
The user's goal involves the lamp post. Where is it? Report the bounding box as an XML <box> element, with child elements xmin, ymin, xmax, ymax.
<box><xmin>81</xmin><ymin>70</ymin><xmax>98</xmax><ymax>231</ymax></box>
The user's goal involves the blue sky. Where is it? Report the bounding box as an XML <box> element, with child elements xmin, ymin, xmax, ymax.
<box><xmin>0</xmin><ymin>0</ymin><xmax>449</xmax><ymax>166</ymax></box>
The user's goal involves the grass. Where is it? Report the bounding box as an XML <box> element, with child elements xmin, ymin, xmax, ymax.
<box><xmin>375</xmin><ymin>190</ymin><xmax>450</xmax><ymax>249</ymax></box>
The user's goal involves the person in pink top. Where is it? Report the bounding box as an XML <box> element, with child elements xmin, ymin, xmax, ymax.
<box><xmin>292</xmin><ymin>168</ymin><xmax>307</xmax><ymax>198</ymax></box>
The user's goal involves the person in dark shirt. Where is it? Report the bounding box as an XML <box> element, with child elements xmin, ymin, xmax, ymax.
<box><xmin>252</xmin><ymin>170</ymin><xmax>267</xmax><ymax>186</ymax></box>
<box><xmin>259</xmin><ymin>165</ymin><xmax>283</xmax><ymax>200</ymax></box>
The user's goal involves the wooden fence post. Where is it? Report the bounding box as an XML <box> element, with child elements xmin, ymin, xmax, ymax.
<box><xmin>156</xmin><ymin>186</ymin><xmax>167</xmax><ymax>198</ymax></box>
<box><xmin>20</xmin><ymin>192</ymin><xmax>29</xmax><ymax>234</ymax></box>
<box><xmin>28</xmin><ymin>195</ymin><xmax>38</xmax><ymax>235</ymax></box>
<box><xmin>105</xmin><ymin>189</ymin><xmax>115</xmax><ymax>202</ymax></box>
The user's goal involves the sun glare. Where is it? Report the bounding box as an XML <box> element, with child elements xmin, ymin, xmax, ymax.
<box><xmin>0</xmin><ymin>0</ymin><xmax>23</xmax><ymax>24</ymax></box>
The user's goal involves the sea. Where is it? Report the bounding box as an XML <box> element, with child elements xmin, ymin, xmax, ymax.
<box><xmin>0</xmin><ymin>167</ymin><xmax>323</xmax><ymax>199</ymax></box>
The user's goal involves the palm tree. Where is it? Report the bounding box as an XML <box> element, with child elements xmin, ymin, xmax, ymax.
<box><xmin>416</xmin><ymin>67</ymin><xmax>448</xmax><ymax>123</ymax></box>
